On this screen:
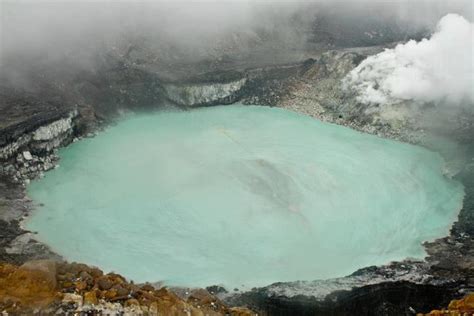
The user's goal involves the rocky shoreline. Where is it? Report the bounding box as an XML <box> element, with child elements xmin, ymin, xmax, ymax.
<box><xmin>0</xmin><ymin>44</ymin><xmax>473</xmax><ymax>315</ymax></box>
<box><xmin>0</xmin><ymin>260</ymin><xmax>255</xmax><ymax>315</ymax></box>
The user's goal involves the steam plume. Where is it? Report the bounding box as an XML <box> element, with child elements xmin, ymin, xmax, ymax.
<box><xmin>344</xmin><ymin>14</ymin><xmax>474</xmax><ymax>108</ymax></box>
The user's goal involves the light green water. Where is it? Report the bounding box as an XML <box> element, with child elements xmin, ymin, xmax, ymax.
<box><xmin>26</xmin><ymin>105</ymin><xmax>464</xmax><ymax>289</ymax></box>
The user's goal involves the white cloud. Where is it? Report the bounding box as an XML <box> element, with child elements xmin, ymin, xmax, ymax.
<box><xmin>344</xmin><ymin>14</ymin><xmax>474</xmax><ymax>108</ymax></box>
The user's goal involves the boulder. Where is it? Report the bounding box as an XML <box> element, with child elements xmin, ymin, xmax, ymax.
<box><xmin>20</xmin><ymin>259</ymin><xmax>57</xmax><ymax>288</ymax></box>
<box><xmin>187</xmin><ymin>288</ymin><xmax>217</xmax><ymax>305</ymax></box>
<box><xmin>125</xmin><ymin>298</ymin><xmax>140</xmax><ymax>306</ymax></box>
<box><xmin>62</xmin><ymin>293</ymin><xmax>83</xmax><ymax>306</ymax></box>
<box><xmin>97</xmin><ymin>275</ymin><xmax>114</xmax><ymax>290</ymax></box>
<box><xmin>83</xmin><ymin>291</ymin><xmax>98</xmax><ymax>306</ymax></box>
<box><xmin>0</xmin><ymin>262</ymin><xmax>59</xmax><ymax>310</ymax></box>
<box><xmin>22</xmin><ymin>151</ymin><xmax>33</xmax><ymax>160</ymax></box>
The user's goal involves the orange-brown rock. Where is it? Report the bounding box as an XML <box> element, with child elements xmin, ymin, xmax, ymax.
<box><xmin>0</xmin><ymin>260</ymin><xmax>256</xmax><ymax>315</ymax></box>
<box><xmin>0</xmin><ymin>262</ymin><xmax>60</xmax><ymax>312</ymax></box>
<box><xmin>62</xmin><ymin>293</ymin><xmax>83</xmax><ymax>306</ymax></box>
<box><xmin>125</xmin><ymin>298</ymin><xmax>140</xmax><ymax>306</ymax></box>
<box><xmin>103</xmin><ymin>289</ymin><xmax>118</xmax><ymax>300</ymax></box>
<box><xmin>96</xmin><ymin>275</ymin><xmax>114</xmax><ymax>290</ymax></box>
<box><xmin>187</xmin><ymin>288</ymin><xmax>228</xmax><ymax>312</ymax></box>
<box><xmin>229</xmin><ymin>307</ymin><xmax>257</xmax><ymax>316</ymax></box>
<box><xmin>74</xmin><ymin>279</ymin><xmax>88</xmax><ymax>291</ymax></box>
<box><xmin>112</xmin><ymin>283</ymin><xmax>130</xmax><ymax>297</ymax></box>
<box><xmin>20</xmin><ymin>259</ymin><xmax>57</xmax><ymax>288</ymax></box>
<box><xmin>57</xmin><ymin>262</ymin><xmax>103</xmax><ymax>281</ymax></box>
<box><xmin>141</xmin><ymin>283</ymin><xmax>155</xmax><ymax>292</ymax></box>
<box><xmin>83</xmin><ymin>290</ymin><xmax>98</xmax><ymax>306</ymax></box>
<box><xmin>188</xmin><ymin>288</ymin><xmax>217</xmax><ymax>305</ymax></box>
<box><xmin>107</xmin><ymin>272</ymin><xmax>126</xmax><ymax>284</ymax></box>
<box><xmin>418</xmin><ymin>293</ymin><xmax>474</xmax><ymax>316</ymax></box>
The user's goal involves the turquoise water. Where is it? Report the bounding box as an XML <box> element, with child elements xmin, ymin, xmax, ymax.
<box><xmin>26</xmin><ymin>105</ymin><xmax>464</xmax><ymax>289</ymax></box>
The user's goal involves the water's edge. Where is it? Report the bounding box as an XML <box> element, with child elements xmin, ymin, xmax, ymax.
<box><xmin>23</xmin><ymin>107</ymin><xmax>462</xmax><ymax>288</ymax></box>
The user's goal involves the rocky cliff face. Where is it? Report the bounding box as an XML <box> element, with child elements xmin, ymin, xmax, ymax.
<box><xmin>163</xmin><ymin>78</ymin><xmax>247</xmax><ymax>107</ymax></box>
<box><xmin>160</xmin><ymin>60</ymin><xmax>314</xmax><ymax>108</ymax></box>
<box><xmin>0</xmin><ymin>110</ymin><xmax>77</xmax><ymax>183</ymax></box>
<box><xmin>0</xmin><ymin>97</ymin><xmax>80</xmax><ymax>265</ymax></box>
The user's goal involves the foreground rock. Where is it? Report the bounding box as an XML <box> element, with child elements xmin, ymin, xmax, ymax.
<box><xmin>418</xmin><ymin>293</ymin><xmax>474</xmax><ymax>316</ymax></box>
<box><xmin>0</xmin><ymin>260</ymin><xmax>255</xmax><ymax>315</ymax></box>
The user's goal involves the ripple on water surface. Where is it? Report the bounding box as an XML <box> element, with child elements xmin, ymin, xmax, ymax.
<box><xmin>26</xmin><ymin>105</ymin><xmax>464</xmax><ymax>289</ymax></box>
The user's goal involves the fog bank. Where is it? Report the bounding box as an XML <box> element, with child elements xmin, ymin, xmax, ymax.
<box><xmin>1</xmin><ymin>0</ymin><xmax>472</xmax><ymax>68</ymax></box>
<box><xmin>344</xmin><ymin>14</ymin><xmax>473</xmax><ymax>110</ymax></box>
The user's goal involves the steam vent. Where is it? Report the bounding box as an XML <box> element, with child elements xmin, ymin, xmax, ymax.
<box><xmin>0</xmin><ymin>1</ymin><xmax>473</xmax><ymax>315</ymax></box>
